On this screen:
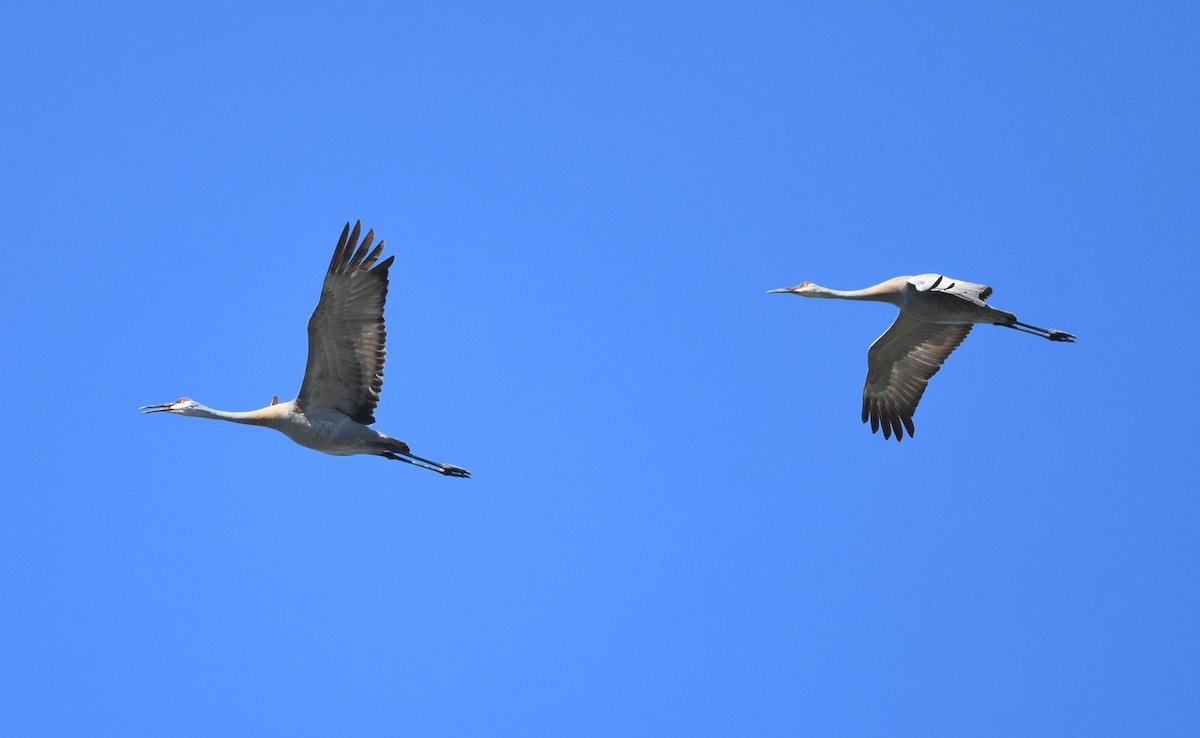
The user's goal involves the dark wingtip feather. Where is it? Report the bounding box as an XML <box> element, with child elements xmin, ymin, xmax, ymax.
<box><xmin>328</xmin><ymin>222</ymin><xmax>352</xmax><ymax>273</ymax></box>
<box><xmin>348</xmin><ymin>228</ymin><xmax>374</xmax><ymax>271</ymax></box>
<box><xmin>360</xmin><ymin>239</ymin><xmax>386</xmax><ymax>272</ymax></box>
<box><xmin>863</xmin><ymin>399</ymin><xmax>915</xmax><ymax>442</ymax></box>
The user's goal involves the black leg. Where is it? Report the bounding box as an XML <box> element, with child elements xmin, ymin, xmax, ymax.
<box><xmin>381</xmin><ymin>450</ymin><xmax>471</xmax><ymax>478</ymax></box>
<box><xmin>1001</xmin><ymin>321</ymin><xmax>1076</xmax><ymax>342</ymax></box>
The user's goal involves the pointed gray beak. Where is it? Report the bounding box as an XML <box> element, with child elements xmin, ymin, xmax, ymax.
<box><xmin>767</xmin><ymin>287</ymin><xmax>794</xmax><ymax>294</ymax></box>
<box><xmin>139</xmin><ymin>403</ymin><xmax>172</xmax><ymax>414</ymax></box>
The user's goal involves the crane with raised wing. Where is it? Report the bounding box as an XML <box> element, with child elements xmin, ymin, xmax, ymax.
<box><xmin>142</xmin><ymin>221</ymin><xmax>470</xmax><ymax>477</ymax></box>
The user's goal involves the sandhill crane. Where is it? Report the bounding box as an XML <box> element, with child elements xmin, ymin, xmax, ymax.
<box><xmin>141</xmin><ymin>221</ymin><xmax>470</xmax><ymax>477</ymax></box>
<box><xmin>768</xmin><ymin>274</ymin><xmax>1075</xmax><ymax>442</ymax></box>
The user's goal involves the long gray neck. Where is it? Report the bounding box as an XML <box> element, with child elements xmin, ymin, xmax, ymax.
<box><xmin>806</xmin><ymin>279</ymin><xmax>906</xmax><ymax>306</ymax></box>
<box><xmin>189</xmin><ymin>404</ymin><xmax>276</xmax><ymax>426</ymax></box>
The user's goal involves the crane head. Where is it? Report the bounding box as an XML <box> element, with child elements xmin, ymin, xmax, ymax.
<box><xmin>139</xmin><ymin>397</ymin><xmax>201</xmax><ymax>415</ymax></box>
<box><xmin>767</xmin><ymin>281</ymin><xmax>814</xmax><ymax>295</ymax></box>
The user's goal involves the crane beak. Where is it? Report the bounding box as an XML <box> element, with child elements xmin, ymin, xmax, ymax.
<box><xmin>766</xmin><ymin>287</ymin><xmax>795</xmax><ymax>294</ymax></box>
<box><xmin>139</xmin><ymin>403</ymin><xmax>173</xmax><ymax>414</ymax></box>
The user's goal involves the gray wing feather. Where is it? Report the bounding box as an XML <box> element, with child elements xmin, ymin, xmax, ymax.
<box><xmin>909</xmin><ymin>273</ymin><xmax>993</xmax><ymax>304</ymax></box>
<box><xmin>296</xmin><ymin>221</ymin><xmax>394</xmax><ymax>425</ymax></box>
<box><xmin>862</xmin><ymin>312</ymin><xmax>972</xmax><ymax>441</ymax></box>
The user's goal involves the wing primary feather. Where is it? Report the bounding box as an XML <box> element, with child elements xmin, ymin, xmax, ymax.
<box><xmin>296</xmin><ymin>221</ymin><xmax>395</xmax><ymax>426</ymax></box>
<box><xmin>349</xmin><ymin>228</ymin><xmax>374</xmax><ymax>269</ymax></box>
<box><xmin>328</xmin><ymin>222</ymin><xmax>352</xmax><ymax>272</ymax></box>
<box><xmin>862</xmin><ymin>314</ymin><xmax>973</xmax><ymax>441</ymax></box>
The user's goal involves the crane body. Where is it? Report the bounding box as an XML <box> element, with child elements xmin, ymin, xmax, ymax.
<box><xmin>769</xmin><ymin>274</ymin><xmax>1075</xmax><ymax>441</ymax></box>
<box><xmin>142</xmin><ymin>222</ymin><xmax>469</xmax><ymax>477</ymax></box>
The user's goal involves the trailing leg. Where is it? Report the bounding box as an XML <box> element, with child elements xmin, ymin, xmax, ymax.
<box><xmin>379</xmin><ymin>448</ymin><xmax>471</xmax><ymax>477</ymax></box>
<box><xmin>999</xmin><ymin>319</ymin><xmax>1076</xmax><ymax>342</ymax></box>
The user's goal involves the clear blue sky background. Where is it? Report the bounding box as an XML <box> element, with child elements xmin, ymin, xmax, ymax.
<box><xmin>2</xmin><ymin>2</ymin><xmax>1197</xmax><ymax>735</ymax></box>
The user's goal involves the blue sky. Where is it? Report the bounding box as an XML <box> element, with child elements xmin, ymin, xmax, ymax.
<box><xmin>2</xmin><ymin>1</ymin><xmax>1197</xmax><ymax>735</ymax></box>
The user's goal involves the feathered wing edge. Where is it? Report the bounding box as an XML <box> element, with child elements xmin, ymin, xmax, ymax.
<box><xmin>296</xmin><ymin>221</ymin><xmax>395</xmax><ymax>425</ymax></box>
<box><xmin>861</xmin><ymin>313</ymin><xmax>973</xmax><ymax>442</ymax></box>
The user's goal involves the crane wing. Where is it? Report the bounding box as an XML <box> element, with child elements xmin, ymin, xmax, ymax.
<box><xmin>909</xmin><ymin>274</ymin><xmax>993</xmax><ymax>304</ymax></box>
<box><xmin>862</xmin><ymin>312</ymin><xmax>972</xmax><ymax>441</ymax></box>
<box><xmin>296</xmin><ymin>221</ymin><xmax>394</xmax><ymax>425</ymax></box>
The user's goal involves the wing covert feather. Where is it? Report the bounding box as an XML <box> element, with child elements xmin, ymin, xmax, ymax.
<box><xmin>909</xmin><ymin>273</ymin><xmax>993</xmax><ymax>303</ymax></box>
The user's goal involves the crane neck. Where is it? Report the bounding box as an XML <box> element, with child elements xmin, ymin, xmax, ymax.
<box><xmin>186</xmin><ymin>403</ymin><xmax>288</xmax><ymax>427</ymax></box>
<box><xmin>805</xmin><ymin>280</ymin><xmax>907</xmax><ymax>306</ymax></box>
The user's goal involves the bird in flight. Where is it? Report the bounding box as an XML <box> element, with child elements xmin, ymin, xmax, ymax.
<box><xmin>142</xmin><ymin>221</ymin><xmax>470</xmax><ymax>477</ymax></box>
<box><xmin>769</xmin><ymin>274</ymin><xmax>1075</xmax><ymax>441</ymax></box>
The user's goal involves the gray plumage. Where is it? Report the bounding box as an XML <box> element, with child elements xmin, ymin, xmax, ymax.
<box><xmin>769</xmin><ymin>274</ymin><xmax>1075</xmax><ymax>441</ymax></box>
<box><xmin>142</xmin><ymin>221</ymin><xmax>469</xmax><ymax>477</ymax></box>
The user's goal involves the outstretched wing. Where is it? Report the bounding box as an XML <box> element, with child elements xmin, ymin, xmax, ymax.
<box><xmin>909</xmin><ymin>273</ymin><xmax>993</xmax><ymax>304</ymax></box>
<box><xmin>296</xmin><ymin>221</ymin><xmax>394</xmax><ymax>425</ymax></box>
<box><xmin>862</xmin><ymin>312</ymin><xmax>972</xmax><ymax>441</ymax></box>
